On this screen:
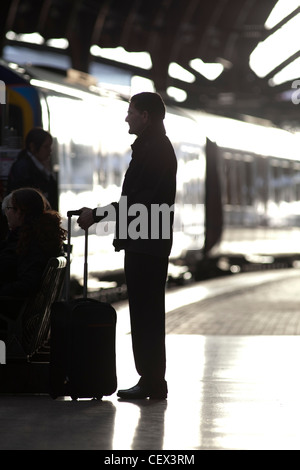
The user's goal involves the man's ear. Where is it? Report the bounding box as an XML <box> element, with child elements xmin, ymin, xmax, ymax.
<box><xmin>142</xmin><ymin>110</ymin><xmax>150</xmax><ymax>124</ymax></box>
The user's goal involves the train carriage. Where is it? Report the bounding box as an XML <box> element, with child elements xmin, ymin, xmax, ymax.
<box><xmin>191</xmin><ymin>112</ymin><xmax>300</xmax><ymax>275</ymax></box>
<box><xmin>1</xmin><ymin>59</ymin><xmax>300</xmax><ymax>285</ymax></box>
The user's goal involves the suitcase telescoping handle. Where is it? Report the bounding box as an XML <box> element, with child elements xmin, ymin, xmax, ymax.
<box><xmin>66</xmin><ymin>210</ymin><xmax>88</xmax><ymax>300</ymax></box>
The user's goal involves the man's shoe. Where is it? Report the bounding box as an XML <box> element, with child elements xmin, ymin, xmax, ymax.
<box><xmin>117</xmin><ymin>385</ymin><xmax>148</xmax><ymax>399</ymax></box>
<box><xmin>117</xmin><ymin>384</ymin><xmax>167</xmax><ymax>400</ymax></box>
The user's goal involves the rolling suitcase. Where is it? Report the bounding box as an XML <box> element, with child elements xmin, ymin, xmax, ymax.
<box><xmin>49</xmin><ymin>210</ymin><xmax>117</xmax><ymax>400</ymax></box>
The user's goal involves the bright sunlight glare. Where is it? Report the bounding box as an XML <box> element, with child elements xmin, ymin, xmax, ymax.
<box><xmin>168</xmin><ymin>63</ymin><xmax>195</xmax><ymax>83</ymax></box>
<box><xmin>166</xmin><ymin>87</ymin><xmax>187</xmax><ymax>102</ymax></box>
<box><xmin>249</xmin><ymin>12</ymin><xmax>300</xmax><ymax>78</ymax></box>
<box><xmin>90</xmin><ymin>45</ymin><xmax>152</xmax><ymax>70</ymax></box>
<box><xmin>265</xmin><ymin>0</ymin><xmax>300</xmax><ymax>29</ymax></box>
<box><xmin>250</xmin><ymin>1</ymin><xmax>300</xmax><ymax>83</ymax></box>
<box><xmin>189</xmin><ymin>58</ymin><xmax>224</xmax><ymax>81</ymax></box>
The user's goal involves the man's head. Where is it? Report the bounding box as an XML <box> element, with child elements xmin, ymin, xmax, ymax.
<box><xmin>25</xmin><ymin>127</ymin><xmax>52</xmax><ymax>166</ymax></box>
<box><xmin>125</xmin><ymin>92</ymin><xmax>166</xmax><ymax>136</ymax></box>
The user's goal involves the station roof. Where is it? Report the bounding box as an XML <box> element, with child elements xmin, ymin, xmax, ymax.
<box><xmin>1</xmin><ymin>0</ymin><xmax>300</xmax><ymax>127</ymax></box>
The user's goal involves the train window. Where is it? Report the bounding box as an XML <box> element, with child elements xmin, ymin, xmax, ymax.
<box><xmin>7</xmin><ymin>104</ymin><xmax>23</xmax><ymax>139</ymax></box>
<box><xmin>222</xmin><ymin>152</ymin><xmax>254</xmax><ymax>207</ymax></box>
<box><xmin>256</xmin><ymin>157</ymin><xmax>268</xmax><ymax>207</ymax></box>
<box><xmin>236</xmin><ymin>159</ymin><xmax>243</xmax><ymax>205</ymax></box>
<box><xmin>224</xmin><ymin>156</ymin><xmax>240</xmax><ymax>206</ymax></box>
<box><xmin>223</xmin><ymin>154</ymin><xmax>233</xmax><ymax>205</ymax></box>
<box><xmin>182</xmin><ymin>179</ymin><xmax>203</xmax><ymax>205</ymax></box>
<box><xmin>293</xmin><ymin>164</ymin><xmax>300</xmax><ymax>201</ymax></box>
<box><xmin>98</xmin><ymin>153</ymin><xmax>108</xmax><ymax>188</ymax></box>
<box><xmin>67</xmin><ymin>141</ymin><xmax>95</xmax><ymax>190</ymax></box>
<box><xmin>0</xmin><ymin>103</ymin><xmax>23</xmax><ymax>147</ymax></box>
<box><xmin>112</xmin><ymin>153</ymin><xmax>122</xmax><ymax>187</ymax></box>
<box><xmin>271</xmin><ymin>164</ymin><xmax>281</xmax><ymax>203</ymax></box>
<box><xmin>244</xmin><ymin>160</ymin><xmax>253</xmax><ymax>206</ymax></box>
<box><xmin>282</xmin><ymin>166</ymin><xmax>292</xmax><ymax>202</ymax></box>
<box><xmin>269</xmin><ymin>161</ymin><xmax>292</xmax><ymax>204</ymax></box>
<box><xmin>176</xmin><ymin>143</ymin><xmax>205</xmax><ymax>206</ymax></box>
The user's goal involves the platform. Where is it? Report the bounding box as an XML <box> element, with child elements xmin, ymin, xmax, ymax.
<box><xmin>1</xmin><ymin>268</ymin><xmax>300</xmax><ymax>451</ymax></box>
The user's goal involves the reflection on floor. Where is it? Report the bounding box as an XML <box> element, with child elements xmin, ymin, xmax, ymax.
<box><xmin>2</xmin><ymin>334</ymin><xmax>300</xmax><ymax>450</ymax></box>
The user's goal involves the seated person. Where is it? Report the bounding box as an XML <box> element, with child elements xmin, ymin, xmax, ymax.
<box><xmin>0</xmin><ymin>187</ymin><xmax>67</xmax><ymax>300</ymax></box>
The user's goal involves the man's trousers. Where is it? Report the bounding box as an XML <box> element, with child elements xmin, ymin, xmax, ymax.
<box><xmin>124</xmin><ymin>250</ymin><xmax>168</xmax><ymax>388</ymax></box>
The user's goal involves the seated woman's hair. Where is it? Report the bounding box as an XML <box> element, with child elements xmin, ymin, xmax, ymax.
<box><xmin>6</xmin><ymin>188</ymin><xmax>66</xmax><ymax>256</ymax></box>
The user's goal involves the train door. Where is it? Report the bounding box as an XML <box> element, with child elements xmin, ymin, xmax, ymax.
<box><xmin>0</xmin><ymin>75</ymin><xmax>42</xmax><ymax>201</ymax></box>
<box><xmin>204</xmin><ymin>138</ymin><xmax>223</xmax><ymax>253</ymax></box>
<box><xmin>165</xmin><ymin>111</ymin><xmax>206</xmax><ymax>262</ymax></box>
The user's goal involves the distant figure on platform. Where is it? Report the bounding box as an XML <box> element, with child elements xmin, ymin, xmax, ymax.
<box><xmin>0</xmin><ymin>187</ymin><xmax>66</xmax><ymax>299</ymax></box>
<box><xmin>77</xmin><ymin>92</ymin><xmax>177</xmax><ymax>400</ymax></box>
<box><xmin>7</xmin><ymin>128</ymin><xmax>58</xmax><ymax>210</ymax></box>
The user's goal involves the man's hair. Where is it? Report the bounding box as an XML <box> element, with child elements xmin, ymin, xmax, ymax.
<box><xmin>130</xmin><ymin>92</ymin><xmax>166</xmax><ymax>122</ymax></box>
<box><xmin>25</xmin><ymin>127</ymin><xmax>52</xmax><ymax>151</ymax></box>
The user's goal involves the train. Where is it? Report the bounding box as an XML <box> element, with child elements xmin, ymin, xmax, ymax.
<box><xmin>1</xmin><ymin>58</ymin><xmax>300</xmax><ymax>289</ymax></box>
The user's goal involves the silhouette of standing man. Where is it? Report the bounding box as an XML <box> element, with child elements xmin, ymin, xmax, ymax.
<box><xmin>77</xmin><ymin>92</ymin><xmax>177</xmax><ymax>399</ymax></box>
